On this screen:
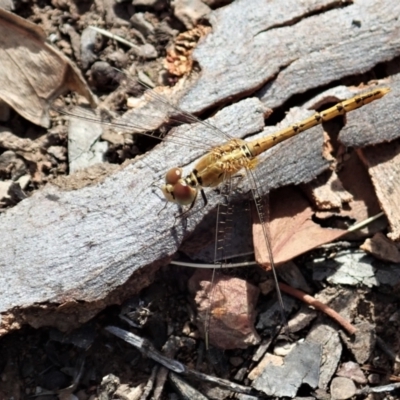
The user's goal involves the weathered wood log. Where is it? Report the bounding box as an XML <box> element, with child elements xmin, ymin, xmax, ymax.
<box><xmin>180</xmin><ymin>0</ymin><xmax>400</xmax><ymax>113</ymax></box>
<box><xmin>1</xmin><ymin>0</ymin><xmax>399</xmax><ymax>334</ymax></box>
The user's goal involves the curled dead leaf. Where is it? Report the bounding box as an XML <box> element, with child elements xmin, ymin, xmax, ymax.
<box><xmin>254</xmin><ymin>186</ymin><xmax>347</xmax><ymax>268</ymax></box>
<box><xmin>0</xmin><ymin>8</ymin><xmax>96</xmax><ymax>128</ymax></box>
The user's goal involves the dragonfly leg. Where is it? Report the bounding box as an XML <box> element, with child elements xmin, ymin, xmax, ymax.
<box><xmin>230</xmin><ymin>173</ymin><xmax>246</xmax><ymax>191</ymax></box>
<box><xmin>200</xmin><ymin>188</ymin><xmax>208</xmax><ymax>207</ymax></box>
<box><xmin>174</xmin><ymin>190</ymin><xmax>199</xmax><ymax>220</ymax></box>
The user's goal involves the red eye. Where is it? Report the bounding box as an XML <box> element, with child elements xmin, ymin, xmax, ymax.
<box><xmin>165</xmin><ymin>168</ymin><xmax>183</xmax><ymax>185</ymax></box>
<box><xmin>173</xmin><ymin>181</ymin><xmax>197</xmax><ymax>205</ymax></box>
<box><xmin>162</xmin><ymin>168</ymin><xmax>197</xmax><ymax>205</ymax></box>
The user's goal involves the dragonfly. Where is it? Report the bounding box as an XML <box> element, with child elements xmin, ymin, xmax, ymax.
<box><xmin>55</xmin><ymin>75</ymin><xmax>390</xmax><ymax>348</ymax></box>
<box><xmin>160</xmin><ymin>85</ymin><xmax>390</xmax><ymax>347</ymax></box>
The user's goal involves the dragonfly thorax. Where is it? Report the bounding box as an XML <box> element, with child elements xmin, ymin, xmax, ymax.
<box><xmin>161</xmin><ymin>139</ymin><xmax>257</xmax><ymax>207</ymax></box>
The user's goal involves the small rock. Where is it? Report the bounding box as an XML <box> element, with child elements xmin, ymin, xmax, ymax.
<box><xmin>101</xmin><ymin>130</ymin><xmax>125</xmax><ymax>146</ymax></box>
<box><xmin>106</xmin><ymin>50</ymin><xmax>129</xmax><ymax>69</ymax></box>
<box><xmin>288</xmin><ymin>304</ymin><xmax>317</xmax><ymax>333</ymax></box>
<box><xmin>340</xmin><ymin>321</ymin><xmax>376</xmax><ymax>364</ymax></box>
<box><xmin>368</xmin><ymin>373</ymin><xmax>380</xmax><ymax>385</ymax></box>
<box><xmin>17</xmin><ymin>175</ymin><xmax>30</xmax><ymax>190</ymax></box>
<box><xmin>8</xmin><ymin>180</ymin><xmax>27</xmax><ymax>203</ymax></box>
<box><xmin>0</xmin><ymin>0</ymin><xmax>14</xmax><ymax>10</ymax></box>
<box><xmin>273</xmin><ymin>341</ymin><xmax>296</xmax><ymax>356</ymax></box>
<box><xmin>256</xmin><ymin>294</ymin><xmax>296</xmax><ymax>331</ymax></box>
<box><xmin>252</xmin><ymin>340</ymin><xmax>321</xmax><ymax>397</ymax></box>
<box><xmin>188</xmin><ymin>269</ymin><xmax>260</xmax><ymax>349</ymax></box>
<box><xmin>132</xmin><ymin>0</ymin><xmax>165</xmax><ymax>8</ymax></box>
<box><xmin>248</xmin><ymin>353</ymin><xmax>282</xmax><ymax>381</ymax></box>
<box><xmin>182</xmin><ymin>321</ymin><xmax>191</xmax><ymax>335</ymax></box>
<box><xmin>115</xmin><ymin>383</ymin><xmax>145</xmax><ymax>400</ymax></box>
<box><xmin>89</xmin><ymin>61</ymin><xmax>123</xmax><ymax>90</ymax></box>
<box><xmin>307</xmin><ymin>320</ymin><xmax>342</xmax><ymax>390</ymax></box>
<box><xmin>0</xmin><ymin>150</ymin><xmax>27</xmax><ymax>179</ymax></box>
<box><xmin>336</xmin><ymin>361</ymin><xmax>367</xmax><ymax>384</ymax></box>
<box><xmin>99</xmin><ymin>374</ymin><xmax>120</xmax><ymax>397</ymax></box>
<box><xmin>330</xmin><ymin>377</ymin><xmax>356</xmax><ymax>400</ymax></box>
<box><xmin>80</xmin><ymin>27</ymin><xmax>99</xmax><ymax>69</ymax></box>
<box><xmin>134</xmin><ymin>43</ymin><xmax>158</xmax><ymax>60</ymax></box>
<box><xmin>37</xmin><ymin>370</ymin><xmax>70</xmax><ymax>391</ymax></box>
<box><xmin>130</xmin><ymin>12</ymin><xmax>155</xmax><ymax>36</ymax></box>
<box><xmin>172</xmin><ymin>0</ymin><xmax>211</xmax><ymax>29</ymax></box>
<box><xmin>75</xmin><ymin>389</ymin><xmax>89</xmax><ymax>400</ymax></box>
<box><xmin>312</xmin><ymin>251</ymin><xmax>377</xmax><ymax>288</ymax></box>
<box><xmin>48</xmin><ymin>146</ymin><xmax>67</xmax><ymax>161</ymax></box>
<box><xmin>258</xmin><ymin>278</ymin><xmax>274</xmax><ymax>295</ymax></box>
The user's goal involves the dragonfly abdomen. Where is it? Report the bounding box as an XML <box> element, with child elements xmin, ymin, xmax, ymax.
<box><xmin>247</xmin><ymin>87</ymin><xmax>390</xmax><ymax>157</ymax></box>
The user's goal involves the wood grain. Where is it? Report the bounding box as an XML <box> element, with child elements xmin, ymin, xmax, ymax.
<box><xmin>1</xmin><ymin>0</ymin><xmax>399</xmax><ymax>333</ymax></box>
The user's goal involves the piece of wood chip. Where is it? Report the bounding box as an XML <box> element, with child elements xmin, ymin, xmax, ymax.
<box><xmin>179</xmin><ymin>0</ymin><xmax>400</xmax><ymax>113</ymax></box>
<box><xmin>251</xmin><ymin>340</ymin><xmax>321</xmax><ymax>397</ymax></box>
<box><xmin>360</xmin><ymin>232</ymin><xmax>400</xmax><ymax>263</ymax></box>
<box><xmin>358</xmin><ymin>139</ymin><xmax>400</xmax><ymax>241</ymax></box>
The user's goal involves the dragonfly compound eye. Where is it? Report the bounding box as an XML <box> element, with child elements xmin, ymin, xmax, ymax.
<box><xmin>161</xmin><ymin>179</ymin><xmax>197</xmax><ymax>205</ymax></box>
<box><xmin>165</xmin><ymin>167</ymin><xmax>183</xmax><ymax>184</ymax></box>
<box><xmin>173</xmin><ymin>180</ymin><xmax>197</xmax><ymax>205</ymax></box>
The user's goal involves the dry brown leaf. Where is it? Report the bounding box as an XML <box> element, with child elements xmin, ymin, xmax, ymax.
<box><xmin>0</xmin><ymin>8</ymin><xmax>95</xmax><ymax>128</ymax></box>
<box><xmin>254</xmin><ymin>186</ymin><xmax>347</xmax><ymax>268</ymax></box>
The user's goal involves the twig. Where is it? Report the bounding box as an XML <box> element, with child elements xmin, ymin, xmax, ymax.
<box><xmin>89</xmin><ymin>26</ymin><xmax>141</xmax><ymax>51</ymax></box>
<box><xmin>140</xmin><ymin>365</ymin><xmax>158</xmax><ymax>400</ymax></box>
<box><xmin>105</xmin><ymin>326</ymin><xmax>254</xmax><ymax>395</ymax></box>
<box><xmin>347</xmin><ymin>211</ymin><xmax>385</xmax><ymax>232</ymax></box>
<box><xmin>376</xmin><ymin>335</ymin><xmax>400</xmax><ymax>363</ymax></box>
<box><xmin>356</xmin><ymin>382</ymin><xmax>400</xmax><ymax>395</ymax></box>
<box><xmin>171</xmin><ymin>212</ymin><xmax>386</xmax><ymax>270</ymax></box>
<box><xmin>278</xmin><ymin>283</ymin><xmax>357</xmax><ymax>335</ymax></box>
<box><xmin>170</xmin><ymin>259</ymin><xmax>256</xmax><ymax>269</ymax></box>
<box><xmin>153</xmin><ymin>337</ymin><xmax>180</xmax><ymax>400</ymax></box>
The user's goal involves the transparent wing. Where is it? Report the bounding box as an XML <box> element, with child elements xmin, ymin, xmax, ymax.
<box><xmin>245</xmin><ymin>166</ymin><xmax>287</xmax><ymax>327</ymax></box>
<box><xmin>204</xmin><ymin>174</ymin><xmax>255</xmax><ymax>349</ymax></box>
<box><xmin>137</xmin><ymin>78</ymin><xmax>234</xmax><ymax>143</ymax></box>
<box><xmin>53</xmin><ymin>72</ymin><xmax>234</xmax><ymax>152</ymax></box>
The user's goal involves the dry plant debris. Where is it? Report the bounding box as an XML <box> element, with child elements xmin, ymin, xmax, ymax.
<box><xmin>0</xmin><ymin>8</ymin><xmax>95</xmax><ymax>128</ymax></box>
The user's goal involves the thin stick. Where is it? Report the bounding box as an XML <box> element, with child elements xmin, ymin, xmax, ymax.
<box><xmin>347</xmin><ymin>211</ymin><xmax>385</xmax><ymax>232</ymax></box>
<box><xmin>278</xmin><ymin>283</ymin><xmax>357</xmax><ymax>335</ymax></box>
<box><xmin>105</xmin><ymin>326</ymin><xmax>254</xmax><ymax>395</ymax></box>
<box><xmin>356</xmin><ymin>382</ymin><xmax>400</xmax><ymax>395</ymax></box>
<box><xmin>89</xmin><ymin>26</ymin><xmax>141</xmax><ymax>51</ymax></box>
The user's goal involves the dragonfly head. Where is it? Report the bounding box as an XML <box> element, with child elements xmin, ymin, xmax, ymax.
<box><xmin>162</xmin><ymin>167</ymin><xmax>197</xmax><ymax>206</ymax></box>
